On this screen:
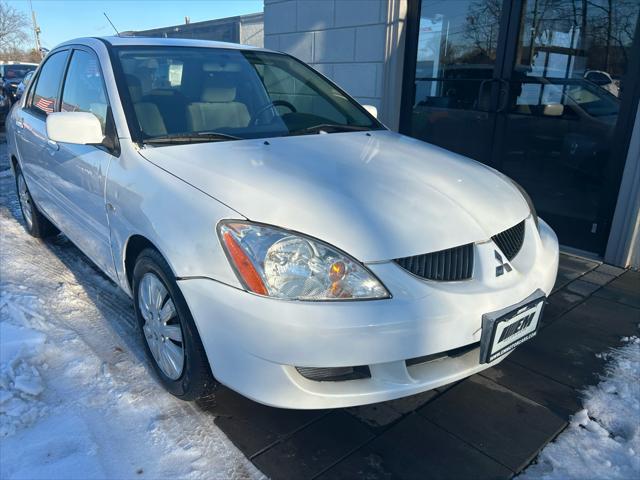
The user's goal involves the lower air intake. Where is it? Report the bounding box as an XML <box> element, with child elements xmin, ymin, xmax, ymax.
<box><xmin>295</xmin><ymin>365</ymin><xmax>371</xmax><ymax>382</ymax></box>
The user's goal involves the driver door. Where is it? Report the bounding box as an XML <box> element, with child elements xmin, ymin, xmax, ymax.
<box><xmin>48</xmin><ymin>47</ymin><xmax>118</xmax><ymax>278</ymax></box>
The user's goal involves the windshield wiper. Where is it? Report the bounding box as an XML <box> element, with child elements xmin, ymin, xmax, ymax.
<box><xmin>288</xmin><ymin>124</ymin><xmax>372</xmax><ymax>136</ymax></box>
<box><xmin>143</xmin><ymin>131</ymin><xmax>243</xmax><ymax>145</ymax></box>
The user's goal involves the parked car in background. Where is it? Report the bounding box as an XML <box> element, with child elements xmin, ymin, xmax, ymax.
<box><xmin>5</xmin><ymin>37</ymin><xmax>559</xmax><ymax>409</ymax></box>
<box><xmin>15</xmin><ymin>70</ymin><xmax>35</xmax><ymax>102</ymax></box>
<box><xmin>0</xmin><ymin>62</ymin><xmax>38</xmax><ymax>104</ymax></box>
<box><xmin>584</xmin><ymin>70</ymin><xmax>620</xmax><ymax>97</ymax></box>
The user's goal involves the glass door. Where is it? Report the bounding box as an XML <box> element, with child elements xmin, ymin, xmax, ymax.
<box><xmin>496</xmin><ymin>0</ymin><xmax>640</xmax><ymax>253</ymax></box>
<box><xmin>400</xmin><ymin>0</ymin><xmax>516</xmax><ymax>163</ymax></box>
<box><xmin>402</xmin><ymin>0</ymin><xmax>640</xmax><ymax>255</ymax></box>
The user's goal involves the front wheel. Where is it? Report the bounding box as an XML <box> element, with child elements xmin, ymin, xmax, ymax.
<box><xmin>15</xmin><ymin>166</ymin><xmax>59</xmax><ymax>238</ymax></box>
<box><xmin>133</xmin><ymin>248</ymin><xmax>216</xmax><ymax>400</ymax></box>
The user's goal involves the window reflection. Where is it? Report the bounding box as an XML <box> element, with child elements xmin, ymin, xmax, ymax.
<box><xmin>413</xmin><ymin>0</ymin><xmax>503</xmax><ymax>112</ymax></box>
<box><xmin>416</xmin><ymin>0</ymin><xmax>501</xmax><ymax>79</ymax></box>
<box><xmin>516</xmin><ymin>0</ymin><xmax>639</xmax><ymax>93</ymax></box>
<box><xmin>406</xmin><ymin>0</ymin><xmax>639</xmax><ymax>253</ymax></box>
<box><xmin>502</xmin><ymin>0</ymin><xmax>639</xmax><ymax>252</ymax></box>
<box><xmin>408</xmin><ymin>0</ymin><xmax>505</xmax><ymax>160</ymax></box>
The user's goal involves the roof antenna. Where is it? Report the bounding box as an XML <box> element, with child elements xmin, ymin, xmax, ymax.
<box><xmin>103</xmin><ymin>12</ymin><xmax>120</xmax><ymax>36</ymax></box>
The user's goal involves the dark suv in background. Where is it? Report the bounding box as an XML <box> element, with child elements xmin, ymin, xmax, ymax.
<box><xmin>0</xmin><ymin>62</ymin><xmax>38</xmax><ymax>127</ymax></box>
<box><xmin>1</xmin><ymin>63</ymin><xmax>38</xmax><ymax>104</ymax></box>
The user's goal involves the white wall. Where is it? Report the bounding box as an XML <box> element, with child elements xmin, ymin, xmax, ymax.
<box><xmin>240</xmin><ymin>15</ymin><xmax>265</xmax><ymax>48</ymax></box>
<box><xmin>264</xmin><ymin>0</ymin><xmax>391</xmax><ymax>118</ymax></box>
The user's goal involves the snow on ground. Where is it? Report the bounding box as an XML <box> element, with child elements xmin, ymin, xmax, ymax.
<box><xmin>520</xmin><ymin>335</ymin><xmax>640</xmax><ymax>480</ymax></box>
<box><xmin>0</xmin><ymin>139</ymin><xmax>263</xmax><ymax>479</ymax></box>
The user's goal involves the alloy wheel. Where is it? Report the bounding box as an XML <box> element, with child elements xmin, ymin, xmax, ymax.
<box><xmin>138</xmin><ymin>272</ymin><xmax>185</xmax><ymax>380</ymax></box>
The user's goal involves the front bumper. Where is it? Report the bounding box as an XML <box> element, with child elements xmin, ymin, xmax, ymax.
<box><xmin>179</xmin><ymin>217</ymin><xmax>559</xmax><ymax>409</ymax></box>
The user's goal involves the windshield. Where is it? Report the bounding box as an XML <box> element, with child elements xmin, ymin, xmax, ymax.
<box><xmin>3</xmin><ymin>64</ymin><xmax>36</xmax><ymax>80</ymax></box>
<box><xmin>113</xmin><ymin>46</ymin><xmax>382</xmax><ymax>143</ymax></box>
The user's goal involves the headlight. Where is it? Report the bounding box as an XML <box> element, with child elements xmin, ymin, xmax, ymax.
<box><xmin>218</xmin><ymin>221</ymin><xmax>390</xmax><ymax>301</ymax></box>
<box><xmin>508</xmin><ymin>179</ymin><xmax>539</xmax><ymax>230</ymax></box>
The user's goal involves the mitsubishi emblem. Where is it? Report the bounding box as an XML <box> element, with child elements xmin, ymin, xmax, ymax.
<box><xmin>495</xmin><ymin>250</ymin><xmax>512</xmax><ymax>277</ymax></box>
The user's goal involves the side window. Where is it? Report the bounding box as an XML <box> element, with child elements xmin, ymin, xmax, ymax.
<box><xmin>31</xmin><ymin>51</ymin><xmax>69</xmax><ymax>115</ymax></box>
<box><xmin>61</xmin><ymin>50</ymin><xmax>109</xmax><ymax>133</ymax></box>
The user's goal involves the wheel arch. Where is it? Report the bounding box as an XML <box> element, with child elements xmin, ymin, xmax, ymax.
<box><xmin>10</xmin><ymin>154</ymin><xmax>20</xmax><ymax>174</ymax></box>
<box><xmin>123</xmin><ymin>234</ymin><xmax>177</xmax><ymax>296</ymax></box>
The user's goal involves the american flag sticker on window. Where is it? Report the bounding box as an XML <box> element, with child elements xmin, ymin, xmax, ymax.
<box><xmin>35</xmin><ymin>97</ymin><xmax>54</xmax><ymax>114</ymax></box>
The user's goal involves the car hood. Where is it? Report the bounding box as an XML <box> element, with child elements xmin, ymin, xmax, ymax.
<box><xmin>138</xmin><ymin>131</ymin><xmax>529</xmax><ymax>262</ymax></box>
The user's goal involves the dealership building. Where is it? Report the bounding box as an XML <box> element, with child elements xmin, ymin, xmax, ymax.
<box><xmin>263</xmin><ymin>0</ymin><xmax>639</xmax><ymax>268</ymax></box>
<box><xmin>133</xmin><ymin>0</ymin><xmax>639</xmax><ymax>268</ymax></box>
<box><xmin>127</xmin><ymin>12</ymin><xmax>264</xmax><ymax>48</ymax></box>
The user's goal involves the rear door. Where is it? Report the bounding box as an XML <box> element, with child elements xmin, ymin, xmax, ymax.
<box><xmin>51</xmin><ymin>47</ymin><xmax>118</xmax><ymax>278</ymax></box>
<box><xmin>14</xmin><ymin>49</ymin><xmax>70</xmax><ymax>222</ymax></box>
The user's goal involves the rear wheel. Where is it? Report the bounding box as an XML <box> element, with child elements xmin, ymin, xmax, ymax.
<box><xmin>133</xmin><ymin>248</ymin><xmax>216</xmax><ymax>400</ymax></box>
<box><xmin>15</xmin><ymin>166</ymin><xmax>59</xmax><ymax>238</ymax></box>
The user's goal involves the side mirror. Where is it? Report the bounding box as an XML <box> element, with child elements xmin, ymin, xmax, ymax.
<box><xmin>363</xmin><ymin>104</ymin><xmax>378</xmax><ymax>119</ymax></box>
<box><xmin>543</xmin><ymin>104</ymin><xmax>564</xmax><ymax>117</ymax></box>
<box><xmin>46</xmin><ymin>112</ymin><xmax>104</xmax><ymax>145</ymax></box>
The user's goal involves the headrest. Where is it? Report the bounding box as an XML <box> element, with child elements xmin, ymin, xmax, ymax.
<box><xmin>126</xmin><ymin>74</ymin><xmax>142</xmax><ymax>102</ymax></box>
<box><xmin>201</xmin><ymin>85</ymin><xmax>236</xmax><ymax>102</ymax></box>
<box><xmin>203</xmin><ymin>62</ymin><xmax>242</xmax><ymax>72</ymax></box>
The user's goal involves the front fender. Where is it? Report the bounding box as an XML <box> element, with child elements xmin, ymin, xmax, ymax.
<box><xmin>106</xmin><ymin>141</ymin><xmax>244</xmax><ymax>295</ymax></box>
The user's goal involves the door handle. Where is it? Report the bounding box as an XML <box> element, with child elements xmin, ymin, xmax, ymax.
<box><xmin>46</xmin><ymin>139</ymin><xmax>59</xmax><ymax>152</ymax></box>
<box><xmin>496</xmin><ymin>79</ymin><xmax>510</xmax><ymax>113</ymax></box>
<box><xmin>15</xmin><ymin>118</ymin><xmax>25</xmax><ymax>135</ymax></box>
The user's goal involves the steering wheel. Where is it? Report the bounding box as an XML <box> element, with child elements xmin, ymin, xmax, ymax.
<box><xmin>251</xmin><ymin>100</ymin><xmax>297</xmax><ymax>126</ymax></box>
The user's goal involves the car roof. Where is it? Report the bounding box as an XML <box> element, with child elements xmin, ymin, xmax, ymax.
<box><xmin>57</xmin><ymin>36</ymin><xmax>273</xmax><ymax>53</ymax></box>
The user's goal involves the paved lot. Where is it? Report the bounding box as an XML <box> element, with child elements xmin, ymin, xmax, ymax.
<box><xmin>194</xmin><ymin>257</ymin><xmax>638</xmax><ymax>479</ymax></box>
<box><xmin>1</xmin><ymin>129</ymin><xmax>637</xmax><ymax>479</ymax></box>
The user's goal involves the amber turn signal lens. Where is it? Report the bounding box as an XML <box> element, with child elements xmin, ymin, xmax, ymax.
<box><xmin>329</xmin><ymin>261</ymin><xmax>346</xmax><ymax>282</ymax></box>
<box><xmin>222</xmin><ymin>231</ymin><xmax>268</xmax><ymax>295</ymax></box>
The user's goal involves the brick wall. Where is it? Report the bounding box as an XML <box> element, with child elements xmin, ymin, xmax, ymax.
<box><xmin>264</xmin><ymin>0</ymin><xmax>389</xmax><ymax>116</ymax></box>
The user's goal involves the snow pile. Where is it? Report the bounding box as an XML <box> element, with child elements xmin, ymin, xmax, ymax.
<box><xmin>0</xmin><ymin>140</ymin><xmax>263</xmax><ymax>478</ymax></box>
<box><xmin>520</xmin><ymin>336</ymin><xmax>640</xmax><ymax>480</ymax></box>
<box><xmin>0</xmin><ymin>314</ymin><xmax>47</xmax><ymax>436</ymax></box>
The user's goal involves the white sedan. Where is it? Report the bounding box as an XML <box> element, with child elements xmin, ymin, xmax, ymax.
<box><xmin>5</xmin><ymin>37</ymin><xmax>559</xmax><ymax>409</ymax></box>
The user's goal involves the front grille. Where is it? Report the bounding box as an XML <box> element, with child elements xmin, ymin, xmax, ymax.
<box><xmin>394</xmin><ymin>243</ymin><xmax>474</xmax><ymax>281</ymax></box>
<box><xmin>492</xmin><ymin>220</ymin><xmax>525</xmax><ymax>261</ymax></box>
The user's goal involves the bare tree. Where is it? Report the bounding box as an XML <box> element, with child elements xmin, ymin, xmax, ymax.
<box><xmin>0</xmin><ymin>1</ymin><xmax>30</xmax><ymax>52</ymax></box>
<box><xmin>463</xmin><ymin>0</ymin><xmax>504</xmax><ymax>60</ymax></box>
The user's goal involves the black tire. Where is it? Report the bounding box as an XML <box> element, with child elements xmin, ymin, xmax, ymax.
<box><xmin>132</xmin><ymin>248</ymin><xmax>216</xmax><ymax>400</ymax></box>
<box><xmin>14</xmin><ymin>165</ymin><xmax>59</xmax><ymax>238</ymax></box>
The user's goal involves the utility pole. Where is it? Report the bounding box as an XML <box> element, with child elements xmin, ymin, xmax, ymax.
<box><xmin>29</xmin><ymin>0</ymin><xmax>43</xmax><ymax>59</ymax></box>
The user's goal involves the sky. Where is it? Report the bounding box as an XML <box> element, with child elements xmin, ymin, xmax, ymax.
<box><xmin>9</xmin><ymin>0</ymin><xmax>264</xmax><ymax>50</ymax></box>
